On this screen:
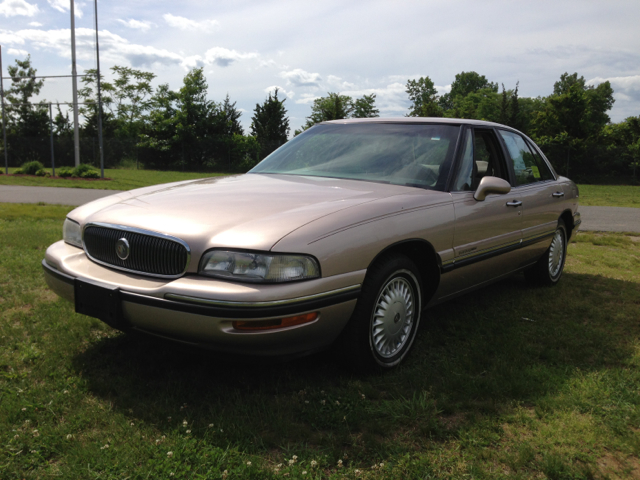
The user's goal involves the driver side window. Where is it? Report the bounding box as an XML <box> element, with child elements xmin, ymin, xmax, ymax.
<box><xmin>452</xmin><ymin>128</ymin><xmax>508</xmax><ymax>191</ymax></box>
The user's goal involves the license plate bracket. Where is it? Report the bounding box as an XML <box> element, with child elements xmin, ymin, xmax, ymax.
<box><xmin>74</xmin><ymin>278</ymin><xmax>127</xmax><ymax>330</ymax></box>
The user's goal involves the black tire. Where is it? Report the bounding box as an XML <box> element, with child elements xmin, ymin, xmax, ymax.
<box><xmin>342</xmin><ymin>253</ymin><xmax>422</xmax><ymax>371</ymax></box>
<box><xmin>524</xmin><ymin>219</ymin><xmax>568</xmax><ymax>286</ymax></box>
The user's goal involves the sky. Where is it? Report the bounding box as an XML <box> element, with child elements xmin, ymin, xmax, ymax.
<box><xmin>1</xmin><ymin>0</ymin><xmax>639</xmax><ymax>134</ymax></box>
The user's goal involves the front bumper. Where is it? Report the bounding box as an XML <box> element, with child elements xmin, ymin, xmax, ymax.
<box><xmin>43</xmin><ymin>241</ymin><xmax>363</xmax><ymax>356</ymax></box>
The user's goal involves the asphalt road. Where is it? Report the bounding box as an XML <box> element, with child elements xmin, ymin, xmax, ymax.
<box><xmin>0</xmin><ymin>185</ymin><xmax>123</xmax><ymax>206</ymax></box>
<box><xmin>0</xmin><ymin>185</ymin><xmax>638</xmax><ymax>233</ymax></box>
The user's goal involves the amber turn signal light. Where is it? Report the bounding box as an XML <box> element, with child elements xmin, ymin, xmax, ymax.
<box><xmin>232</xmin><ymin>312</ymin><xmax>318</xmax><ymax>331</ymax></box>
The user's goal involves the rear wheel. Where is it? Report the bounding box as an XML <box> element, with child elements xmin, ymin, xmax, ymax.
<box><xmin>343</xmin><ymin>253</ymin><xmax>422</xmax><ymax>371</ymax></box>
<box><xmin>525</xmin><ymin>219</ymin><xmax>567</xmax><ymax>286</ymax></box>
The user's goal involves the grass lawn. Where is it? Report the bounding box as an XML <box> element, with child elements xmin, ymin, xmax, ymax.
<box><xmin>2</xmin><ymin>167</ymin><xmax>640</xmax><ymax>208</ymax></box>
<box><xmin>1</xmin><ymin>203</ymin><xmax>639</xmax><ymax>478</ymax></box>
<box><xmin>0</xmin><ymin>168</ymin><xmax>225</xmax><ymax>191</ymax></box>
<box><xmin>578</xmin><ymin>184</ymin><xmax>640</xmax><ymax>208</ymax></box>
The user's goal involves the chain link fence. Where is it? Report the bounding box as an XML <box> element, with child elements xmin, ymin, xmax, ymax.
<box><xmin>1</xmin><ymin>136</ymin><xmax>286</xmax><ymax>173</ymax></box>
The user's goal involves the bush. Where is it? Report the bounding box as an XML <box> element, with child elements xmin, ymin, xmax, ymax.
<box><xmin>35</xmin><ymin>169</ymin><xmax>51</xmax><ymax>177</ymax></box>
<box><xmin>71</xmin><ymin>164</ymin><xmax>100</xmax><ymax>178</ymax></box>
<box><xmin>58</xmin><ymin>167</ymin><xmax>73</xmax><ymax>178</ymax></box>
<box><xmin>13</xmin><ymin>168</ymin><xmax>23</xmax><ymax>174</ymax></box>
<box><xmin>20</xmin><ymin>160</ymin><xmax>45</xmax><ymax>175</ymax></box>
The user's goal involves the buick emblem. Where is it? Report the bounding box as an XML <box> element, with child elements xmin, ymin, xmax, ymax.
<box><xmin>115</xmin><ymin>238</ymin><xmax>130</xmax><ymax>260</ymax></box>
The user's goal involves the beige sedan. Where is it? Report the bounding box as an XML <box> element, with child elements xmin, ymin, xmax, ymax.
<box><xmin>43</xmin><ymin>118</ymin><xmax>580</xmax><ymax>370</ymax></box>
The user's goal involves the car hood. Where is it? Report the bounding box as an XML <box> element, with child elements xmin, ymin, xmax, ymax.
<box><xmin>73</xmin><ymin>173</ymin><xmax>426</xmax><ymax>257</ymax></box>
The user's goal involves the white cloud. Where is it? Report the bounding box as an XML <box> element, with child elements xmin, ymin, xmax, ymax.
<box><xmin>7</xmin><ymin>47</ymin><xmax>28</xmax><ymax>56</ymax></box>
<box><xmin>588</xmin><ymin>75</ymin><xmax>640</xmax><ymax>92</ymax></box>
<box><xmin>0</xmin><ymin>0</ymin><xmax>38</xmax><ymax>17</ymax></box>
<box><xmin>264</xmin><ymin>85</ymin><xmax>294</xmax><ymax>99</ymax></box>
<box><xmin>280</xmin><ymin>68</ymin><xmax>322</xmax><ymax>88</ymax></box>
<box><xmin>28</xmin><ymin>21</ymin><xmax>41</xmax><ymax>26</ymax></box>
<box><xmin>118</xmin><ymin>19</ymin><xmax>154</xmax><ymax>32</ymax></box>
<box><xmin>327</xmin><ymin>75</ymin><xmax>356</xmax><ymax>91</ymax></box>
<box><xmin>47</xmin><ymin>0</ymin><xmax>82</xmax><ymax>18</ymax></box>
<box><xmin>0</xmin><ymin>29</ymin><xmax>26</xmax><ymax>44</ymax></box>
<box><xmin>295</xmin><ymin>93</ymin><xmax>320</xmax><ymax>105</ymax></box>
<box><xmin>163</xmin><ymin>13</ymin><xmax>218</xmax><ymax>31</ymax></box>
<box><xmin>204</xmin><ymin>47</ymin><xmax>258</xmax><ymax>67</ymax></box>
<box><xmin>10</xmin><ymin>27</ymin><xmax>183</xmax><ymax>68</ymax></box>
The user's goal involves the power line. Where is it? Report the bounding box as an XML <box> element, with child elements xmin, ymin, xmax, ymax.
<box><xmin>1</xmin><ymin>74</ymin><xmax>97</xmax><ymax>80</ymax></box>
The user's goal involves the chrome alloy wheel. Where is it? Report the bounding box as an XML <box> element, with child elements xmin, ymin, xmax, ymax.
<box><xmin>548</xmin><ymin>228</ymin><xmax>565</xmax><ymax>278</ymax></box>
<box><xmin>370</xmin><ymin>272</ymin><xmax>417</xmax><ymax>359</ymax></box>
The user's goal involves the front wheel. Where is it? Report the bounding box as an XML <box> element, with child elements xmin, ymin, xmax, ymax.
<box><xmin>342</xmin><ymin>253</ymin><xmax>422</xmax><ymax>371</ymax></box>
<box><xmin>525</xmin><ymin>219</ymin><xmax>567</xmax><ymax>286</ymax></box>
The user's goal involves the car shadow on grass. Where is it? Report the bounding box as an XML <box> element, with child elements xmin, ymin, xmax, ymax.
<box><xmin>71</xmin><ymin>271</ymin><xmax>640</xmax><ymax>460</ymax></box>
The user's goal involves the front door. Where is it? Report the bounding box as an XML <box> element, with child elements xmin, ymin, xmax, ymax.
<box><xmin>437</xmin><ymin>127</ymin><xmax>523</xmax><ymax>300</ymax></box>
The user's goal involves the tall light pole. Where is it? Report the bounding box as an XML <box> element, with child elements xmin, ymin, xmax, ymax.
<box><xmin>0</xmin><ymin>45</ymin><xmax>8</xmax><ymax>174</ymax></box>
<box><xmin>70</xmin><ymin>0</ymin><xmax>80</xmax><ymax>167</ymax></box>
<box><xmin>94</xmin><ymin>0</ymin><xmax>104</xmax><ymax>178</ymax></box>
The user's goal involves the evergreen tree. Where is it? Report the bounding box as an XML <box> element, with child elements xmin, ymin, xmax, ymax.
<box><xmin>221</xmin><ymin>94</ymin><xmax>244</xmax><ymax>136</ymax></box>
<box><xmin>5</xmin><ymin>55</ymin><xmax>49</xmax><ymax>138</ymax></box>
<box><xmin>250</xmin><ymin>88</ymin><xmax>289</xmax><ymax>159</ymax></box>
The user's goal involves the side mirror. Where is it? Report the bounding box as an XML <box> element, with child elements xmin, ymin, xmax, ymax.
<box><xmin>473</xmin><ymin>176</ymin><xmax>511</xmax><ymax>201</ymax></box>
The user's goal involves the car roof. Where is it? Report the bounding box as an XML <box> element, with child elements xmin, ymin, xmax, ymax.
<box><xmin>321</xmin><ymin>117</ymin><xmax>505</xmax><ymax>128</ymax></box>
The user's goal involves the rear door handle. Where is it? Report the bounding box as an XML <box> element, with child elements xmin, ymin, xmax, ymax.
<box><xmin>506</xmin><ymin>200</ymin><xmax>522</xmax><ymax>207</ymax></box>
<box><xmin>552</xmin><ymin>191</ymin><xmax>565</xmax><ymax>198</ymax></box>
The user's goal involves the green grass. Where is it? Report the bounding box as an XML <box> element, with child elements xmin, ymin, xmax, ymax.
<box><xmin>2</xmin><ymin>168</ymin><xmax>639</xmax><ymax>208</ymax></box>
<box><xmin>0</xmin><ymin>167</ymin><xmax>226</xmax><ymax>191</ymax></box>
<box><xmin>577</xmin><ymin>184</ymin><xmax>640</xmax><ymax>208</ymax></box>
<box><xmin>1</xmin><ymin>204</ymin><xmax>640</xmax><ymax>478</ymax></box>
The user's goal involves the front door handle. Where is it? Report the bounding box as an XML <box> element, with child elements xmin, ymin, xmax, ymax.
<box><xmin>506</xmin><ymin>200</ymin><xmax>522</xmax><ymax>207</ymax></box>
<box><xmin>552</xmin><ymin>191</ymin><xmax>565</xmax><ymax>198</ymax></box>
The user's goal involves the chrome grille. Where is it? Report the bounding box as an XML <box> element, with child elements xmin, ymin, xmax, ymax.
<box><xmin>83</xmin><ymin>224</ymin><xmax>189</xmax><ymax>277</ymax></box>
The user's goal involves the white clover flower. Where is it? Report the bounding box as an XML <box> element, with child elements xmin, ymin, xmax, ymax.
<box><xmin>161</xmin><ymin>435</ymin><xmax>166</xmax><ymax>439</ymax></box>
<box><xmin>337</xmin><ymin>459</ymin><xmax>343</xmax><ymax>466</ymax></box>
<box><xmin>293</xmin><ymin>455</ymin><xmax>298</xmax><ymax>460</ymax></box>
<box><xmin>310</xmin><ymin>460</ymin><xmax>317</xmax><ymax>467</ymax></box>
<box><xmin>277</xmin><ymin>463</ymin><xmax>283</xmax><ymax>468</ymax></box>
<box><xmin>335</xmin><ymin>401</ymin><xmax>340</xmax><ymax>406</ymax></box>
<box><xmin>380</xmin><ymin>462</ymin><xmax>384</xmax><ymax>467</ymax></box>
<box><xmin>247</xmin><ymin>461</ymin><xmax>252</xmax><ymax>466</ymax></box>
<box><xmin>182</xmin><ymin>420</ymin><xmax>188</xmax><ymax>427</ymax></box>
<box><xmin>66</xmin><ymin>434</ymin><xmax>72</xmax><ymax>440</ymax></box>
<box><xmin>355</xmin><ymin>469</ymin><xmax>361</xmax><ymax>475</ymax></box>
<box><xmin>220</xmin><ymin>429</ymin><xmax>223</xmax><ymax>433</ymax></box>
<box><xmin>186</xmin><ymin>430</ymin><xmax>191</xmax><ymax>434</ymax></box>
<box><xmin>209</xmin><ymin>423</ymin><xmax>214</xmax><ymax>428</ymax></box>
<box><xmin>222</xmin><ymin>470</ymin><xmax>228</xmax><ymax>479</ymax></box>
<box><xmin>169</xmin><ymin>473</ymin><xmax>174</xmax><ymax>477</ymax></box>
<box><xmin>32</xmin><ymin>430</ymin><xmax>39</xmax><ymax>437</ymax></box>
<box><xmin>155</xmin><ymin>439</ymin><xmax>161</xmax><ymax>444</ymax></box>
<box><xmin>361</xmin><ymin>394</ymin><xmax>366</xmax><ymax>400</ymax></box>
<box><xmin>288</xmin><ymin>459</ymin><xmax>294</xmax><ymax>465</ymax></box>
<box><xmin>302</xmin><ymin>471</ymin><xmax>307</xmax><ymax>475</ymax></box>
<box><xmin>130</xmin><ymin>422</ymin><xmax>134</xmax><ymax>426</ymax></box>
<box><xmin>100</xmin><ymin>444</ymin><xmax>109</xmax><ymax>450</ymax></box>
<box><xmin>24</xmin><ymin>420</ymin><xmax>30</xmax><ymax>424</ymax></box>
<box><xmin>63</xmin><ymin>390</ymin><xmax>69</xmax><ymax>394</ymax></box>
<box><xmin>167</xmin><ymin>451</ymin><xmax>173</xmax><ymax>457</ymax></box>
<box><xmin>14</xmin><ymin>434</ymin><xmax>19</xmax><ymax>439</ymax></box>
<box><xmin>21</xmin><ymin>408</ymin><xmax>26</xmax><ymax>411</ymax></box>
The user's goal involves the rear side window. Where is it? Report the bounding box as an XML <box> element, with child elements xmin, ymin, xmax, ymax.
<box><xmin>499</xmin><ymin>130</ymin><xmax>553</xmax><ymax>186</ymax></box>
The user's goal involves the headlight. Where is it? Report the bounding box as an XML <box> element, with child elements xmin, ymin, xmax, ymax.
<box><xmin>63</xmin><ymin>218</ymin><xmax>82</xmax><ymax>248</ymax></box>
<box><xmin>199</xmin><ymin>250</ymin><xmax>320</xmax><ymax>283</ymax></box>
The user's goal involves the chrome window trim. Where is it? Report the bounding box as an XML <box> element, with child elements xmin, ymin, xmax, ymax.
<box><xmin>82</xmin><ymin>222</ymin><xmax>192</xmax><ymax>279</ymax></box>
<box><xmin>164</xmin><ymin>284</ymin><xmax>361</xmax><ymax>308</ymax></box>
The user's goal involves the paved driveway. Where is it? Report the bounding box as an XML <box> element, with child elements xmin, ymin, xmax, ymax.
<box><xmin>0</xmin><ymin>185</ymin><xmax>122</xmax><ymax>206</ymax></box>
<box><xmin>1</xmin><ymin>185</ymin><xmax>638</xmax><ymax>233</ymax></box>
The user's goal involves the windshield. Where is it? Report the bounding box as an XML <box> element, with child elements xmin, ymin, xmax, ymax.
<box><xmin>249</xmin><ymin>123</ymin><xmax>460</xmax><ymax>190</ymax></box>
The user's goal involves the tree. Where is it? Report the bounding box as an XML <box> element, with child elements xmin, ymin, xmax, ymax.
<box><xmin>405</xmin><ymin>77</ymin><xmax>443</xmax><ymax>117</ymax></box>
<box><xmin>221</xmin><ymin>94</ymin><xmax>244</xmax><ymax>136</ymax></box>
<box><xmin>297</xmin><ymin>93</ymin><xmax>354</xmax><ymax>133</ymax></box>
<box><xmin>353</xmin><ymin>93</ymin><xmax>379</xmax><ymax>118</ymax></box>
<box><xmin>450</xmin><ymin>71</ymin><xmax>498</xmax><ymax>99</ymax></box>
<box><xmin>5</xmin><ymin>55</ymin><xmax>49</xmax><ymax>138</ymax></box>
<box><xmin>250</xmin><ymin>88</ymin><xmax>290</xmax><ymax>159</ymax></box>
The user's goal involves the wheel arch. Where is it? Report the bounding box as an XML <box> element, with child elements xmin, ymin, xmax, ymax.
<box><xmin>367</xmin><ymin>239</ymin><xmax>441</xmax><ymax>309</ymax></box>
<box><xmin>560</xmin><ymin>209</ymin><xmax>574</xmax><ymax>240</ymax></box>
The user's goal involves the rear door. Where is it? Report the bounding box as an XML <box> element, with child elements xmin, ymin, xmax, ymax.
<box><xmin>497</xmin><ymin>129</ymin><xmax>564</xmax><ymax>263</ymax></box>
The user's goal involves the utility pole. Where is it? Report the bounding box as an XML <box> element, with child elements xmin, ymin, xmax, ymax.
<box><xmin>0</xmin><ymin>45</ymin><xmax>7</xmax><ymax>174</ymax></box>
<box><xmin>49</xmin><ymin>103</ymin><xmax>56</xmax><ymax>177</ymax></box>
<box><xmin>70</xmin><ymin>0</ymin><xmax>80</xmax><ymax>167</ymax></box>
<box><xmin>94</xmin><ymin>0</ymin><xmax>104</xmax><ymax>178</ymax></box>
